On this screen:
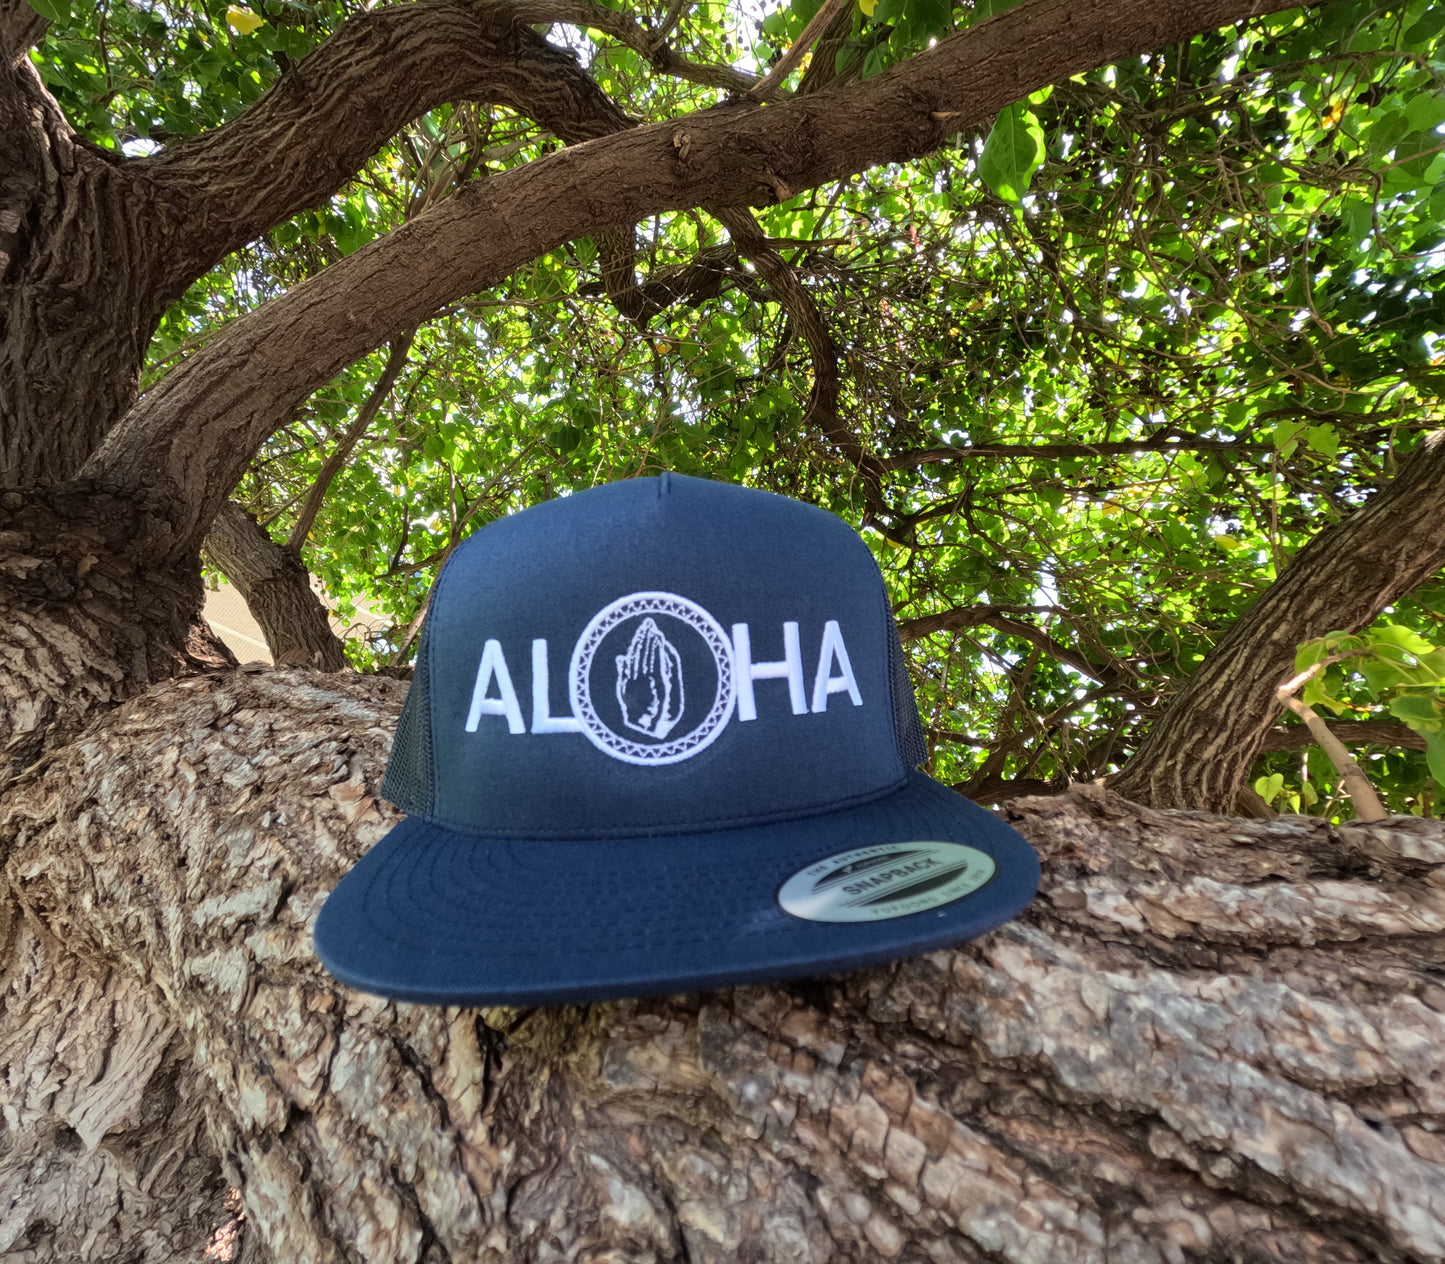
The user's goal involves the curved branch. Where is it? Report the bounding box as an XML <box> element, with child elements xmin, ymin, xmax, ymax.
<box><xmin>513</xmin><ymin>0</ymin><xmax>758</xmax><ymax>93</ymax></box>
<box><xmin>286</xmin><ymin>333</ymin><xmax>414</xmax><ymax>553</ymax></box>
<box><xmin>886</xmin><ymin>438</ymin><xmax>1275</xmax><ymax>470</ymax></box>
<box><xmin>899</xmin><ymin>603</ymin><xmax>1139</xmax><ymax>692</ymax></box>
<box><xmin>1110</xmin><ymin>431</ymin><xmax>1445</xmax><ymax>812</ymax></box>
<box><xmin>145</xmin><ymin>0</ymin><xmax>635</xmax><ymax>284</ymax></box>
<box><xmin>713</xmin><ymin>204</ymin><xmax>887</xmax><ymax>512</ymax></box>
<box><xmin>82</xmin><ymin>0</ymin><xmax>1318</xmax><ymax>557</ymax></box>
<box><xmin>592</xmin><ymin>234</ymin><xmax>745</xmax><ymax>323</ymax></box>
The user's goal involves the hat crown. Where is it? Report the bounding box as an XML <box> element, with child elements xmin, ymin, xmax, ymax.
<box><xmin>384</xmin><ymin>474</ymin><xmax>925</xmax><ymax>838</ymax></box>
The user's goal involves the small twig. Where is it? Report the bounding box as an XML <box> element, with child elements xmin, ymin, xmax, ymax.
<box><xmin>746</xmin><ymin>0</ymin><xmax>852</xmax><ymax>101</ymax></box>
<box><xmin>286</xmin><ymin>332</ymin><xmax>415</xmax><ymax>553</ymax></box>
<box><xmin>1275</xmin><ymin>648</ymin><xmax>1371</xmax><ymax>698</ymax></box>
<box><xmin>650</xmin><ymin>0</ymin><xmax>689</xmax><ymax>48</ymax></box>
<box><xmin>389</xmin><ymin>590</ymin><xmax>432</xmax><ymax>668</ymax></box>
<box><xmin>1274</xmin><ymin>657</ymin><xmax>1387</xmax><ymax>822</ymax></box>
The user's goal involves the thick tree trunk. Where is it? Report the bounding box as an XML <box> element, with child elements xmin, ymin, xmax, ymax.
<box><xmin>1110</xmin><ymin>433</ymin><xmax>1445</xmax><ymax>814</ymax></box>
<box><xmin>3</xmin><ymin>669</ymin><xmax>1443</xmax><ymax>1262</ymax></box>
<box><xmin>0</xmin><ymin>485</ymin><xmax>232</xmax><ymax>774</ymax></box>
<box><xmin>0</xmin><ymin>51</ymin><xmax>169</xmax><ymax>486</ymax></box>
<box><xmin>205</xmin><ymin>502</ymin><xmax>350</xmax><ymax>670</ymax></box>
<box><xmin>0</xmin><ymin>0</ymin><xmax>48</xmax><ymax>52</ymax></box>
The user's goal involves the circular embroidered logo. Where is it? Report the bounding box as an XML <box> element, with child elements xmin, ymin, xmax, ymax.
<box><xmin>569</xmin><ymin>592</ymin><xmax>735</xmax><ymax>765</ymax></box>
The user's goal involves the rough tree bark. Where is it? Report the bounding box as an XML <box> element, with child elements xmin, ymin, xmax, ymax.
<box><xmin>3</xmin><ymin>669</ymin><xmax>1444</xmax><ymax>1262</ymax></box>
<box><xmin>0</xmin><ymin>485</ymin><xmax>234</xmax><ymax>772</ymax></box>
<box><xmin>1109</xmin><ymin>433</ymin><xmax>1445</xmax><ymax>815</ymax></box>
<box><xmin>204</xmin><ymin>502</ymin><xmax>350</xmax><ymax>670</ymax></box>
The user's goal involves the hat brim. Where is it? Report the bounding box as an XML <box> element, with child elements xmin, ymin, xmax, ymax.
<box><xmin>313</xmin><ymin>771</ymin><xmax>1040</xmax><ymax>1007</ymax></box>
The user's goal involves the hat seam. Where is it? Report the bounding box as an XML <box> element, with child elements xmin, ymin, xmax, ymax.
<box><xmin>873</xmin><ymin>556</ymin><xmax>909</xmax><ymax>785</ymax></box>
<box><xmin>388</xmin><ymin>769</ymin><xmax>912</xmax><ymax>842</ymax></box>
<box><xmin>421</xmin><ymin>546</ymin><xmax>471</xmax><ymax>816</ymax></box>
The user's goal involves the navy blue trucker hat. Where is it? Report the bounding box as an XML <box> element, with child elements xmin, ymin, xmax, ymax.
<box><xmin>314</xmin><ymin>473</ymin><xmax>1039</xmax><ymax>1005</ymax></box>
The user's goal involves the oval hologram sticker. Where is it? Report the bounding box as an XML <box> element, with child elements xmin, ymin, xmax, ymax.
<box><xmin>778</xmin><ymin>841</ymin><xmax>996</xmax><ymax>923</ymax></box>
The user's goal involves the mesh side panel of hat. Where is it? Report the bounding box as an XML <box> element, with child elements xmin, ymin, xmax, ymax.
<box><xmin>886</xmin><ymin>609</ymin><xmax>929</xmax><ymax>770</ymax></box>
<box><xmin>381</xmin><ymin>621</ymin><xmax>436</xmax><ymax>815</ymax></box>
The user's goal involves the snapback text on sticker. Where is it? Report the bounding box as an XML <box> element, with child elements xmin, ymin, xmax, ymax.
<box><xmin>778</xmin><ymin>842</ymin><xmax>997</xmax><ymax>922</ymax></box>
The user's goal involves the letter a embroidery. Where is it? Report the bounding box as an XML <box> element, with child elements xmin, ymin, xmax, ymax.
<box><xmin>811</xmin><ymin>620</ymin><xmax>863</xmax><ymax>712</ymax></box>
<box><xmin>466</xmin><ymin>639</ymin><xmax>525</xmax><ymax>733</ymax></box>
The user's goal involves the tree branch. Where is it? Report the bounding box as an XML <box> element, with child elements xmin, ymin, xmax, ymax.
<box><xmin>745</xmin><ymin>0</ymin><xmax>854</xmax><ymax>101</ymax></box>
<box><xmin>592</xmin><ymin>236</ymin><xmax>751</xmax><ymax>324</ymax></box>
<box><xmin>1258</xmin><ymin>719</ymin><xmax>1427</xmax><ymax>753</ymax></box>
<box><xmin>650</xmin><ymin>0</ymin><xmax>690</xmax><ymax>49</ymax></box>
<box><xmin>1276</xmin><ymin>687</ymin><xmax>1388</xmax><ymax>821</ymax></box>
<box><xmin>513</xmin><ymin>0</ymin><xmax>759</xmax><ymax>93</ymax></box>
<box><xmin>899</xmin><ymin>603</ymin><xmax>1139</xmax><ymax>692</ymax></box>
<box><xmin>713</xmin><ymin>204</ymin><xmax>887</xmax><ymax>511</ymax></box>
<box><xmin>12</xmin><ymin>678</ymin><xmax>1445</xmax><ymax>1260</ymax></box>
<box><xmin>145</xmin><ymin>0</ymin><xmax>635</xmax><ymax>286</ymax></box>
<box><xmin>203</xmin><ymin>502</ymin><xmax>350</xmax><ymax>670</ymax></box>
<box><xmin>285</xmin><ymin>333</ymin><xmax>414</xmax><ymax>554</ymax></box>
<box><xmin>885</xmin><ymin>438</ymin><xmax>1275</xmax><ymax>470</ymax></box>
<box><xmin>1110</xmin><ymin>431</ymin><xmax>1445</xmax><ymax>812</ymax></box>
<box><xmin>81</xmin><ymin>0</ymin><xmax>1320</xmax><ymax>557</ymax></box>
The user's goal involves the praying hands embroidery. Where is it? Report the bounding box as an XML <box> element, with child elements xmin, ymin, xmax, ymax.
<box><xmin>615</xmin><ymin>618</ymin><xmax>685</xmax><ymax>739</ymax></box>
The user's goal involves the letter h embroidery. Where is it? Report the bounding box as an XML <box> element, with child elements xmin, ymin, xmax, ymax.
<box><xmin>732</xmin><ymin>622</ymin><xmax>808</xmax><ymax>721</ymax></box>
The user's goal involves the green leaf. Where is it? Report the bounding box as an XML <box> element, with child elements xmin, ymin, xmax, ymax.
<box><xmin>1305</xmin><ymin>424</ymin><xmax>1339</xmax><ymax>458</ymax></box>
<box><xmin>1272</xmin><ymin>419</ymin><xmax>1303</xmax><ymax>460</ymax></box>
<box><xmin>27</xmin><ymin>0</ymin><xmax>70</xmax><ymax>20</ymax></box>
<box><xmin>1301</xmin><ymin>673</ymin><xmax>1345</xmax><ymax>713</ymax></box>
<box><xmin>978</xmin><ymin>103</ymin><xmax>1045</xmax><ymax>203</ymax></box>
<box><xmin>1427</xmin><ymin>732</ymin><xmax>1445</xmax><ymax>788</ymax></box>
<box><xmin>1404</xmin><ymin>7</ymin><xmax>1445</xmax><ymax>44</ymax></box>
<box><xmin>1255</xmin><ymin>772</ymin><xmax>1285</xmax><ymax>805</ymax></box>
<box><xmin>1359</xmin><ymin>655</ymin><xmax>1407</xmax><ymax>694</ymax></box>
<box><xmin>1388</xmin><ymin>693</ymin><xmax>1444</xmax><ymax>729</ymax></box>
<box><xmin>1339</xmin><ymin>197</ymin><xmax>1374</xmax><ymax>244</ymax></box>
<box><xmin>1404</xmin><ymin>93</ymin><xmax>1445</xmax><ymax>134</ymax></box>
<box><xmin>1370</xmin><ymin>623</ymin><xmax>1435</xmax><ymax>656</ymax></box>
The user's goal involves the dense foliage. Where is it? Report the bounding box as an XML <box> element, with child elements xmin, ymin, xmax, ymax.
<box><xmin>28</xmin><ymin>0</ymin><xmax>1445</xmax><ymax>815</ymax></box>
